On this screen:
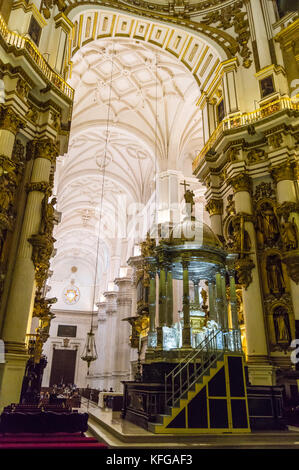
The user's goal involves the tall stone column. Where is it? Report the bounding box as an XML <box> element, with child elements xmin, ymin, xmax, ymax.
<box><xmin>147</xmin><ymin>263</ymin><xmax>157</xmax><ymax>348</ymax></box>
<box><xmin>208</xmin><ymin>276</ymin><xmax>216</xmax><ymax>322</ymax></box>
<box><xmin>272</xmin><ymin>162</ymin><xmax>299</xmax><ymax>320</ymax></box>
<box><xmin>215</xmin><ymin>271</ymin><xmax>224</xmax><ymax>327</ymax></box>
<box><xmin>102</xmin><ymin>290</ymin><xmax>118</xmax><ymax>390</ymax></box>
<box><xmin>206</xmin><ymin>199</ymin><xmax>223</xmax><ymax>237</ymax></box>
<box><xmin>156</xmin><ymin>262</ymin><xmax>166</xmax><ymax>349</ymax></box>
<box><xmin>113</xmin><ymin>277</ymin><xmax>132</xmax><ymax>391</ymax></box>
<box><xmin>230</xmin><ymin>173</ymin><xmax>273</xmax><ymax>385</ymax></box>
<box><xmin>221</xmin><ymin>269</ymin><xmax>228</xmax><ymax>329</ymax></box>
<box><xmin>95</xmin><ymin>300</ymin><xmax>107</xmax><ymax>389</ymax></box>
<box><xmin>229</xmin><ymin>271</ymin><xmax>238</xmax><ymax>330</ymax></box>
<box><xmin>182</xmin><ymin>255</ymin><xmax>191</xmax><ymax>348</ymax></box>
<box><xmin>0</xmin><ymin>138</ymin><xmax>58</xmax><ymax>410</ymax></box>
<box><xmin>166</xmin><ymin>264</ymin><xmax>173</xmax><ymax>327</ymax></box>
<box><xmin>193</xmin><ymin>278</ymin><xmax>200</xmax><ymax>305</ymax></box>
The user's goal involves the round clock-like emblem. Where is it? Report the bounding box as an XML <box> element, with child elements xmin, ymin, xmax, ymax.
<box><xmin>63</xmin><ymin>285</ymin><xmax>80</xmax><ymax>305</ymax></box>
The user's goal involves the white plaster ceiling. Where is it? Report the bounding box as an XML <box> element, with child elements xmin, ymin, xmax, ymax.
<box><xmin>49</xmin><ymin>35</ymin><xmax>204</xmax><ymax>307</ymax></box>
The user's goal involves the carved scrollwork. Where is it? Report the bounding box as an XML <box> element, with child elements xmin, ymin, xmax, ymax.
<box><xmin>235</xmin><ymin>256</ymin><xmax>255</xmax><ymax>290</ymax></box>
<box><xmin>202</xmin><ymin>0</ymin><xmax>252</xmax><ymax>68</ymax></box>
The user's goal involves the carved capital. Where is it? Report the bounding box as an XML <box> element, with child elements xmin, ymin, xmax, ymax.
<box><xmin>282</xmin><ymin>250</ymin><xmax>299</xmax><ymax>285</ymax></box>
<box><xmin>229</xmin><ymin>173</ymin><xmax>252</xmax><ymax>194</ymax></box>
<box><xmin>235</xmin><ymin>256</ymin><xmax>255</xmax><ymax>290</ymax></box>
<box><xmin>205</xmin><ymin>198</ymin><xmax>223</xmax><ymax>216</ymax></box>
<box><xmin>27</xmin><ymin>139</ymin><xmax>59</xmax><ymax>163</ymax></box>
<box><xmin>0</xmin><ymin>105</ymin><xmax>25</xmax><ymax>134</ymax></box>
<box><xmin>26</xmin><ymin>181</ymin><xmax>50</xmax><ymax>193</ymax></box>
<box><xmin>271</xmin><ymin>161</ymin><xmax>296</xmax><ymax>183</ymax></box>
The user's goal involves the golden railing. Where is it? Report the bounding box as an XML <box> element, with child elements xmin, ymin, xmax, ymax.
<box><xmin>0</xmin><ymin>14</ymin><xmax>74</xmax><ymax>101</ymax></box>
<box><xmin>193</xmin><ymin>96</ymin><xmax>299</xmax><ymax>172</ymax></box>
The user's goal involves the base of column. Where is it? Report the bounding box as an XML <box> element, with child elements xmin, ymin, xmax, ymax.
<box><xmin>182</xmin><ymin>327</ymin><xmax>192</xmax><ymax>348</ymax></box>
<box><xmin>247</xmin><ymin>360</ymin><xmax>276</xmax><ymax>386</ymax></box>
<box><xmin>156</xmin><ymin>327</ymin><xmax>163</xmax><ymax>349</ymax></box>
<box><xmin>0</xmin><ymin>351</ymin><xmax>29</xmax><ymax>411</ymax></box>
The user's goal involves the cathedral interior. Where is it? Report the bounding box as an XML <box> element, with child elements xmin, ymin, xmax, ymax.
<box><xmin>0</xmin><ymin>0</ymin><xmax>298</xmax><ymax>450</ymax></box>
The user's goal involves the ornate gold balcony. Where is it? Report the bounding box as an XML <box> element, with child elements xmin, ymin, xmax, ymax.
<box><xmin>0</xmin><ymin>14</ymin><xmax>74</xmax><ymax>101</ymax></box>
<box><xmin>193</xmin><ymin>96</ymin><xmax>299</xmax><ymax>173</ymax></box>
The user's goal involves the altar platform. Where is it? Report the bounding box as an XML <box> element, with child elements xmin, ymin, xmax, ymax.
<box><xmin>82</xmin><ymin>400</ymin><xmax>299</xmax><ymax>449</ymax></box>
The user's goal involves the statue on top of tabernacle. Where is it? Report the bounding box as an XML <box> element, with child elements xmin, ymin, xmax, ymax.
<box><xmin>184</xmin><ymin>189</ymin><xmax>195</xmax><ymax>218</ymax></box>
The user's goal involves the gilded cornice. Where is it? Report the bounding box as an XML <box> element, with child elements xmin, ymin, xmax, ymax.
<box><xmin>0</xmin><ymin>105</ymin><xmax>26</xmax><ymax>134</ymax></box>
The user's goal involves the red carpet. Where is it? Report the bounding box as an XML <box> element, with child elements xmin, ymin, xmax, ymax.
<box><xmin>0</xmin><ymin>433</ymin><xmax>108</xmax><ymax>449</ymax></box>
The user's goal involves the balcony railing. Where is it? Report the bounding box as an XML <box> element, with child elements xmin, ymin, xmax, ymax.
<box><xmin>0</xmin><ymin>14</ymin><xmax>74</xmax><ymax>101</ymax></box>
<box><xmin>193</xmin><ymin>96</ymin><xmax>299</xmax><ymax>172</ymax></box>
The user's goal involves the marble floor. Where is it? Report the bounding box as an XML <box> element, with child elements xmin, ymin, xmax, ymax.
<box><xmin>81</xmin><ymin>399</ymin><xmax>299</xmax><ymax>449</ymax></box>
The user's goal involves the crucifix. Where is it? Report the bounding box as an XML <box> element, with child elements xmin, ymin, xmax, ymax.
<box><xmin>180</xmin><ymin>180</ymin><xmax>190</xmax><ymax>193</ymax></box>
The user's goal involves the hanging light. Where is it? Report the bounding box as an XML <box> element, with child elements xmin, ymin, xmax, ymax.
<box><xmin>81</xmin><ymin>329</ymin><xmax>98</xmax><ymax>374</ymax></box>
<box><xmin>81</xmin><ymin>41</ymin><xmax>115</xmax><ymax>375</ymax></box>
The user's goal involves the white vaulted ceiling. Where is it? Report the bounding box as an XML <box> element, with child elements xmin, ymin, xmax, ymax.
<box><xmin>49</xmin><ymin>34</ymin><xmax>205</xmax><ymax>309</ymax></box>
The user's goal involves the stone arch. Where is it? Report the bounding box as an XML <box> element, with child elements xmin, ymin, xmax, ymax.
<box><xmin>65</xmin><ymin>2</ymin><xmax>238</xmax><ymax>63</ymax></box>
<box><xmin>66</xmin><ymin>7</ymin><xmax>236</xmax><ymax>95</ymax></box>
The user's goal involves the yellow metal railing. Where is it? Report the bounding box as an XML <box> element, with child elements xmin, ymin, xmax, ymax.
<box><xmin>0</xmin><ymin>14</ymin><xmax>74</xmax><ymax>101</ymax></box>
<box><xmin>193</xmin><ymin>96</ymin><xmax>299</xmax><ymax>172</ymax></box>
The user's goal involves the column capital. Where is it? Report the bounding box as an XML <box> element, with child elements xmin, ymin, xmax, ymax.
<box><xmin>270</xmin><ymin>161</ymin><xmax>296</xmax><ymax>183</ymax></box>
<box><xmin>0</xmin><ymin>105</ymin><xmax>26</xmax><ymax>134</ymax></box>
<box><xmin>205</xmin><ymin>198</ymin><xmax>223</xmax><ymax>216</ymax></box>
<box><xmin>27</xmin><ymin>139</ymin><xmax>59</xmax><ymax>163</ymax></box>
<box><xmin>229</xmin><ymin>173</ymin><xmax>252</xmax><ymax>194</ymax></box>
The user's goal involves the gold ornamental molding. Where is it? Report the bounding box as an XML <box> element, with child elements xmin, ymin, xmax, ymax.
<box><xmin>276</xmin><ymin>201</ymin><xmax>299</xmax><ymax>222</ymax></box>
<box><xmin>205</xmin><ymin>198</ymin><xmax>223</xmax><ymax>216</ymax></box>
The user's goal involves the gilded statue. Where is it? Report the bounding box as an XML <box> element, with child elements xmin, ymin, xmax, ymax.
<box><xmin>40</xmin><ymin>196</ymin><xmax>57</xmax><ymax>236</ymax></box>
<box><xmin>266</xmin><ymin>256</ymin><xmax>285</xmax><ymax>294</ymax></box>
<box><xmin>256</xmin><ymin>202</ymin><xmax>280</xmax><ymax>248</ymax></box>
<box><xmin>281</xmin><ymin>218</ymin><xmax>298</xmax><ymax>251</ymax></box>
<box><xmin>200</xmin><ymin>288</ymin><xmax>208</xmax><ymax>307</ymax></box>
<box><xmin>229</xmin><ymin>216</ymin><xmax>251</xmax><ymax>254</ymax></box>
<box><xmin>273</xmin><ymin>306</ymin><xmax>290</xmax><ymax>344</ymax></box>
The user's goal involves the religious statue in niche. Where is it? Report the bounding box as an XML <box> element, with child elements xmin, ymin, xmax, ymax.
<box><xmin>273</xmin><ymin>306</ymin><xmax>291</xmax><ymax>345</ymax></box>
<box><xmin>266</xmin><ymin>255</ymin><xmax>286</xmax><ymax>295</ymax></box>
<box><xmin>281</xmin><ymin>217</ymin><xmax>298</xmax><ymax>251</ymax></box>
<box><xmin>228</xmin><ymin>215</ymin><xmax>251</xmax><ymax>254</ymax></box>
<box><xmin>256</xmin><ymin>202</ymin><xmax>280</xmax><ymax>249</ymax></box>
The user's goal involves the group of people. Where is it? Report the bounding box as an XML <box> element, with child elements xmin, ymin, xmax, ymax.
<box><xmin>39</xmin><ymin>383</ymin><xmax>80</xmax><ymax>407</ymax></box>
